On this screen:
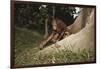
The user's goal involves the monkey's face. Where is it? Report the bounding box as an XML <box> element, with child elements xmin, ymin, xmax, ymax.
<box><xmin>52</xmin><ymin>23</ymin><xmax>57</xmax><ymax>30</ymax></box>
<box><xmin>52</xmin><ymin>19</ymin><xmax>57</xmax><ymax>30</ymax></box>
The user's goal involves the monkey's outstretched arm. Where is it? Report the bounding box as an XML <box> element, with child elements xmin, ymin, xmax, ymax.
<box><xmin>39</xmin><ymin>32</ymin><xmax>55</xmax><ymax>50</ymax></box>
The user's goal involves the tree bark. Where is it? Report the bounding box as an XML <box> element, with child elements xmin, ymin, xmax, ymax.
<box><xmin>68</xmin><ymin>8</ymin><xmax>93</xmax><ymax>34</ymax></box>
<box><xmin>44</xmin><ymin>18</ymin><xmax>49</xmax><ymax>39</ymax></box>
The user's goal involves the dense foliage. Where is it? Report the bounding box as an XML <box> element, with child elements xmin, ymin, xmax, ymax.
<box><xmin>14</xmin><ymin>3</ymin><xmax>76</xmax><ymax>31</ymax></box>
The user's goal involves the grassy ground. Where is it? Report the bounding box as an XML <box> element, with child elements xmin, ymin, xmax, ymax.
<box><xmin>15</xmin><ymin>27</ymin><xmax>43</xmax><ymax>56</ymax></box>
<box><xmin>14</xmin><ymin>27</ymin><xmax>95</xmax><ymax>67</ymax></box>
<box><xmin>15</xmin><ymin>27</ymin><xmax>43</xmax><ymax>66</ymax></box>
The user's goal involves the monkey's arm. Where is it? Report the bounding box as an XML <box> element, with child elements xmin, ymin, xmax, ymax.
<box><xmin>39</xmin><ymin>32</ymin><xmax>55</xmax><ymax>50</ymax></box>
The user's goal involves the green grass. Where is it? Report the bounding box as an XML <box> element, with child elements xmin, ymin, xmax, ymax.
<box><xmin>14</xmin><ymin>27</ymin><xmax>95</xmax><ymax>67</ymax></box>
<box><xmin>15</xmin><ymin>27</ymin><xmax>43</xmax><ymax>64</ymax></box>
<box><xmin>15</xmin><ymin>27</ymin><xmax>43</xmax><ymax>54</ymax></box>
<box><xmin>29</xmin><ymin>49</ymin><xmax>94</xmax><ymax>64</ymax></box>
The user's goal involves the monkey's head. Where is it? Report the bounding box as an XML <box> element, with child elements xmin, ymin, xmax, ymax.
<box><xmin>52</xmin><ymin>18</ymin><xmax>67</xmax><ymax>32</ymax></box>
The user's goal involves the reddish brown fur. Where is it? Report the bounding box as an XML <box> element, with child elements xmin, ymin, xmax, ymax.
<box><xmin>39</xmin><ymin>18</ymin><xmax>71</xmax><ymax>49</ymax></box>
<box><xmin>54</xmin><ymin>18</ymin><xmax>67</xmax><ymax>32</ymax></box>
<box><xmin>51</xmin><ymin>18</ymin><xmax>71</xmax><ymax>42</ymax></box>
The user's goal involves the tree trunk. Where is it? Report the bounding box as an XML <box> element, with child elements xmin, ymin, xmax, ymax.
<box><xmin>44</xmin><ymin>18</ymin><xmax>49</xmax><ymax>39</ymax></box>
<box><xmin>68</xmin><ymin>8</ymin><xmax>93</xmax><ymax>34</ymax></box>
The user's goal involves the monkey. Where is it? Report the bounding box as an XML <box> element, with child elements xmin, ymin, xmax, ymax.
<box><xmin>39</xmin><ymin>18</ymin><xmax>71</xmax><ymax>50</ymax></box>
<box><xmin>51</xmin><ymin>18</ymin><xmax>71</xmax><ymax>42</ymax></box>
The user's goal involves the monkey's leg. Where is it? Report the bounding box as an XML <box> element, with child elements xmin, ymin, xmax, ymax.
<box><xmin>57</xmin><ymin>32</ymin><xmax>65</xmax><ymax>41</ymax></box>
<box><xmin>51</xmin><ymin>33</ymin><xmax>59</xmax><ymax>43</ymax></box>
